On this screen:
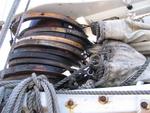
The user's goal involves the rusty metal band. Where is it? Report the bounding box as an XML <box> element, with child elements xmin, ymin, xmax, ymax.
<box><xmin>2</xmin><ymin>64</ymin><xmax>66</xmax><ymax>79</ymax></box>
<box><xmin>11</xmin><ymin>12</ymin><xmax>82</xmax><ymax>33</ymax></box>
<box><xmin>12</xmin><ymin>46</ymin><xmax>80</xmax><ymax>65</ymax></box>
<box><xmin>3</xmin><ymin>64</ymin><xmax>65</xmax><ymax>75</ymax></box>
<box><xmin>19</xmin><ymin>27</ymin><xmax>87</xmax><ymax>39</ymax></box>
<box><xmin>3</xmin><ymin>73</ymin><xmax>65</xmax><ymax>82</ymax></box>
<box><xmin>19</xmin><ymin>30</ymin><xmax>90</xmax><ymax>47</ymax></box>
<box><xmin>9</xmin><ymin>51</ymin><xmax>74</xmax><ymax>65</ymax></box>
<box><xmin>18</xmin><ymin>35</ymin><xmax>84</xmax><ymax>49</ymax></box>
<box><xmin>13</xmin><ymin>39</ymin><xmax>82</xmax><ymax>57</ymax></box>
<box><xmin>9</xmin><ymin>58</ymin><xmax>72</xmax><ymax>71</ymax></box>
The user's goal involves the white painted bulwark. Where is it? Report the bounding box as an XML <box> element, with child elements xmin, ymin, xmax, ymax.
<box><xmin>23</xmin><ymin>84</ymin><xmax>150</xmax><ymax>113</ymax></box>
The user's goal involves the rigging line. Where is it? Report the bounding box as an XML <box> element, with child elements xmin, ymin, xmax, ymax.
<box><xmin>0</xmin><ymin>0</ymin><xmax>31</xmax><ymax>79</ymax></box>
<box><xmin>0</xmin><ymin>0</ymin><xmax>21</xmax><ymax>48</ymax></box>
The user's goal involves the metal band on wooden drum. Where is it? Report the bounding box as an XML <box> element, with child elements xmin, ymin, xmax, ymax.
<box><xmin>3</xmin><ymin>11</ymin><xmax>91</xmax><ymax>81</ymax></box>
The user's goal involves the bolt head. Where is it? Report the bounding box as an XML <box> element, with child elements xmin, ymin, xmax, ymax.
<box><xmin>127</xmin><ymin>4</ymin><xmax>133</xmax><ymax>10</ymax></box>
<box><xmin>98</xmin><ymin>96</ymin><xmax>108</xmax><ymax>104</ymax></box>
<box><xmin>141</xmin><ymin>101</ymin><xmax>149</xmax><ymax>110</ymax></box>
<box><xmin>67</xmin><ymin>99</ymin><xmax>74</xmax><ymax>106</ymax></box>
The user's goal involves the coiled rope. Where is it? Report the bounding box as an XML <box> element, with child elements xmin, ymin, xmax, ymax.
<box><xmin>1</xmin><ymin>73</ymin><xmax>150</xmax><ymax>113</ymax></box>
<box><xmin>0</xmin><ymin>73</ymin><xmax>60</xmax><ymax>113</ymax></box>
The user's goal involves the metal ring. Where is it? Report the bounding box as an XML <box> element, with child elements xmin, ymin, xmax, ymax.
<box><xmin>2</xmin><ymin>64</ymin><xmax>66</xmax><ymax>78</ymax></box>
<box><xmin>10</xmin><ymin>12</ymin><xmax>83</xmax><ymax>34</ymax></box>
<box><xmin>13</xmin><ymin>39</ymin><xmax>82</xmax><ymax>57</ymax></box>
<box><xmin>19</xmin><ymin>27</ymin><xmax>87</xmax><ymax>39</ymax></box>
<box><xmin>9</xmin><ymin>58</ymin><xmax>73</xmax><ymax>71</ymax></box>
<box><xmin>18</xmin><ymin>35</ymin><xmax>84</xmax><ymax>49</ymax></box>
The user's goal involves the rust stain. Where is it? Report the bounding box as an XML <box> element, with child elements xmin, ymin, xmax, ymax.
<box><xmin>98</xmin><ymin>96</ymin><xmax>109</xmax><ymax>104</ymax></box>
<box><xmin>141</xmin><ymin>101</ymin><xmax>150</xmax><ymax>110</ymax></box>
<box><xmin>34</xmin><ymin>65</ymin><xmax>47</xmax><ymax>71</ymax></box>
<box><xmin>65</xmin><ymin>99</ymin><xmax>77</xmax><ymax>113</ymax></box>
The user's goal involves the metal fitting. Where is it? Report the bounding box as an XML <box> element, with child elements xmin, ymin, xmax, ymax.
<box><xmin>67</xmin><ymin>99</ymin><xmax>74</xmax><ymax>107</ymax></box>
<box><xmin>98</xmin><ymin>96</ymin><xmax>109</xmax><ymax>104</ymax></box>
<box><xmin>140</xmin><ymin>101</ymin><xmax>149</xmax><ymax>110</ymax></box>
<box><xmin>65</xmin><ymin>99</ymin><xmax>77</xmax><ymax>109</ymax></box>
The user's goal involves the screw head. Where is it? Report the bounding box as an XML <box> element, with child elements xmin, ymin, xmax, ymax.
<box><xmin>127</xmin><ymin>4</ymin><xmax>133</xmax><ymax>10</ymax></box>
<box><xmin>98</xmin><ymin>96</ymin><xmax>108</xmax><ymax>104</ymax></box>
<box><xmin>141</xmin><ymin>101</ymin><xmax>149</xmax><ymax>110</ymax></box>
<box><xmin>67</xmin><ymin>99</ymin><xmax>74</xmax><ymax>107</ymax></box>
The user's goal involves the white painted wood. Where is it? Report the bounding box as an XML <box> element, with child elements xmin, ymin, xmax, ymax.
<box><xmin>23</xmin><ymin>84</ymin><xmax>150</xmax><ymax>113</ymax></box>
<box><xmin>15</xmin><ymin>0</ymin><xmax>150</xmax><ymax>20</ymax></box>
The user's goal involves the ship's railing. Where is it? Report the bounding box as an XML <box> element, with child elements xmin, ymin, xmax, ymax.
<box><xmin>22</xmin><ymin>82</ymin><xmax>150</xmax><ymax>113</ymax></box>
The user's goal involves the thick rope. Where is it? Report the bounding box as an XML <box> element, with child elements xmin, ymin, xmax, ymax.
<box><xmin>1</xmin><ymin>77</ymin><xmax>31</xmax><ymax>113</ymax></box>
<box><xmin>0</xmin><ymin>73</ymin><xmax>150</xmax><ymax>113</ymax></box>
<box><xmin>0</xmin><ymin>87</ymin><xmax>5</xmax><ymax>104</ymax></box>
<box><xmin>27</xmin><ymin>90</ymin><xmax>35</xmax><ymax>113</ymax></box>
<box><xmin>120</xmin><ymin>59</ymin><xmax>150</xmax><ymax>86</ymax></box>
<box><xmin>0</xmin><ymin>80</ymin><xmax>20</xmax><ymax>88</ymax></box>
<box><xmin>34</xmin><ymin>86</ymin><xmax>43</xmax><ymax>113</ymax></box>
<box><xmin>57</xmin><ymin>90</ymin><xmax>150</xmax><ymax>95</ymax></box>
<box><xmin>0</xmin><ymin>73</ymin><xmax>60</xmax><ymax>113</ymax></box>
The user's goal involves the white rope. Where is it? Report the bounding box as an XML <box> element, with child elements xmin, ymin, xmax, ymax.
<box><xmin>0</xmin><ymin>73</ymin><xmax>60</xmax><ymax>113</ymax></box>
<box><xmin>1</xmin><ymin>73</ymin><xmax>150</xmax><ymax>113</ymax></box>
<box><xmin>0</xmin><ymin>87</ymin><xmax>5</xmax><ymax>104</ymax></box>
<box><xmin>57</xmin><ymin>90</ymin><xmax>150</xmax><ymax>95</ymax></box>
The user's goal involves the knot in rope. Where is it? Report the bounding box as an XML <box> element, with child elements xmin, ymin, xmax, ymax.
<box><xmin>0</xmin><ymin>73</ymin><xmax>60</xmax><ymax>113</ymax></box>
<box><xmin>27</xmin><ymin>73</ymin><xmax>46</xmax><ymax>91</ymax></box>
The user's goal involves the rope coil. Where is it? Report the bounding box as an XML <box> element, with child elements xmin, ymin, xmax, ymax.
<box><xmin>0</xmin><ymin>73</ymin><xmax>60</xmax><ymax>113</ymax></box>
<box><xmin>1</xmin><ymin>73</ymin><xmax>150</xmax><ymax>113</ymax></box>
